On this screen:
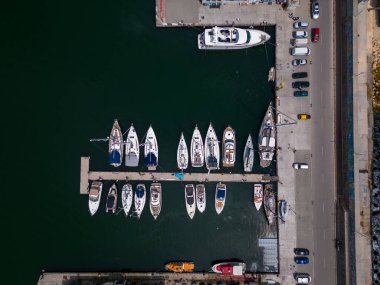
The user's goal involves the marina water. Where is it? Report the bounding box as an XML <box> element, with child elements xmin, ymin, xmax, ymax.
<box><xmin>3</xmin><ymin>1</ymin><xmax>275</xmax><ymax>283</ymax></box>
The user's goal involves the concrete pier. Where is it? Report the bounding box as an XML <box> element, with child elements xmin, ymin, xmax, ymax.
<box><xmin>80</xmin><ymin>156</ymin><xmax>277</xmax><ymax>194</ymax></box>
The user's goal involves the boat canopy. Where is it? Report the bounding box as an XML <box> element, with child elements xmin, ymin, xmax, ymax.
<box><xmin>108</xmin><ymin>150</ymin><xmax>121</xmax><ymax>164</ymax></box>
<box><xmin>269</xmin><ymin>137</ymin><xmax>275</xmax><ymax>147</ymax></box>
<box><xmin>207</xmin><ymin>156</ymin><xmax>217</xmax><ymax>168</ymax></box>
<box><xmin>144</xmin><ymin>153</ymin><xmax>157</xmax><ymax>166</ymax></box>
<box><xmin>217</xmin><ymin>188</ymin><xmax>226</xmax><ymax>199</ymax></box>
<box><xmin>106</xmin><ymin>196</ymin><xmax>115</xmax><ymax>208</ymax></box>
<box><xmin>136</xmin><ymin>186</ymin><xmax>145</xmax><ymax>198</ymax></box>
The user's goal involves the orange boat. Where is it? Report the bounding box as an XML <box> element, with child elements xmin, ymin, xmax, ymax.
<box><xmin>165</xmin><ymin>262</ymin><xmax>194</xmax><ymax>273</ymax></box>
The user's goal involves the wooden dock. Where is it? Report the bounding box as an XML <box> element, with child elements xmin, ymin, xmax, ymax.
<box><xmin>80</xmin><ymin>157</ymin><xmax>278</xmax><ymax>194</ymax></box>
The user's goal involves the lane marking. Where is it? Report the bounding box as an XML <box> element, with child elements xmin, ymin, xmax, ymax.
<box><xmin>323</xmin><ymin>257</ymin><xmax>326</xmax><ymax>268</ymax></box>
<box><xmin>322</xmin><ymin>146</ymin><xmax>324</xmax><ymax>156</ymax></box>
<box><xmin>322</xmin><ymin>174</ymin><xmax>325</xmax><ymax>183</ymax></box>
<box><xmin>324</xmin><ymin>229</ymin><xmax>326</xmax><ymax>240</ymax></box>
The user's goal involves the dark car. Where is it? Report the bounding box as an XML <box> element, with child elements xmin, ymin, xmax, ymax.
<box><xmin>312</xmin><ymin>27</ymin><xmax>320</xmax><ymax>42</ymax></box>
<box><xmin>294</xmin><ymin>256</ymin><xmax>309</xmax><ymax>264</ymax></box>
<box><xmin>294</xmin><ymin>90</ymin><xmax>308</xmax><ymax>97</ymax></box>
<box><xmin>294</xmin><ymin>248</ymin><xmax>310</xmax><ymax>255</ymax></box>
<box><xmin>292</xmin><ymin>72</ymin><xmax>308</xmax><ymax>79</ymax></box>
<box><xmin>292</xmin><ymin>81</ymin><xmax>310</xmax><ymax>89</ymax></box>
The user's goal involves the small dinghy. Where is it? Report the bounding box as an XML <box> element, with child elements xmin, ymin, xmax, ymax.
<box><xmin>243</xmin><ymin>134</ymin><xmax>254</xmax><ymax>172</ymax></box>
<box><xmin>185</xmin><ymin>184</ymin><xmax>196</xmax><ymax>219</ymax></box>
<box><xmin>88</xmin><ymin>181</ymin><xmax>103</xmax><ymax>216</ymax></box>
<box><xmin>177</xmin><ymin>132</ymin><xmax>189</xmax><ymax>170</ymax></box>
<box><xmin>134</xmin><ymin>184</ymin><xmax>146</xmax><ymax>219</ymax></box>
<box><xmin>191</xmin><ymin>125</ymin><xmax>204</xmax><ymax>167</ymax></box>
<box><xmin>215</xmin><ymin>182</ymin><xmax>226</xmax><ymax>214</ymax></box>
<box><xmin>121</xmin><ymin>183</ymin><xmax>133</xmax><ymax>217</ymax></box>
<box><xmin>196</xmin><ymin>184</ymin><xmax>206</xmax><ymax>213</ymax></box>
<box><xmin>125</xmin><ymin>124</ymin><xmax>139</xmax><ymax>167</ymax></box>
<box><xmin>150</xmin><ymin>183</ymin><xmax>162</xmax><ymax>220</ymax></box>
<box><xmin>253</xmin><ymin>184</ymin><xmax>263</xmax><ymax>211</ymax></box>
<box><xmin>106</xmin><ymin>183</ymin><xmax>118</xmax><ymax>214</ymax></box>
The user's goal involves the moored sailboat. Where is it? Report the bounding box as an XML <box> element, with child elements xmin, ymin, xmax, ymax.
<box><xmin>263</xmin><ymin>184</ymin><xmax>275</xmax><ymax>224</ymax></box>
<box><xmin>243</xmin><ymin>134</ymin><xmax>254</xmax><ymax>172</ymax></box>
<box><xmin>125</xmin><ymin>124</ymin><xmax>139</xmax><ymax>167</ymax></box>
<box><xmin>185</xmin><ymin>184</ymin><xmax>196</xmax><ymax>219</ymax></box>
<box><xmin>150</xmin><ymin>183</ymin><xmax>162</xmax><ymax>220</ymax></box>
<box><xmin>253</xmin><ymin>184</ymin><xmax>263</xmax><ymax>211</ymax></box>
<box><xmin>191</xmin><ymin>125</ymin><xmax>204</xmax><ymax>167</ymax></box>
<box><xmin>177</xmin><ymin>133</ymin><xmax>189</xmax><ymax>170</ymax></box>
<box><xmin>108</xmin><ymin>120</ymin><xmax>123</xmax><ymax>167</ymax></box>
<box><xmin>258</xmin><ymin>102</ymin><xmax>276</xmax><ymax>168</ymax></box>
<box><xmin>88</xmin><ymin>181</ymin><xmax>103</xmax><ymax>216</ymax></box>
<box><xmin>121</xmin><ymin>183</ymin><xmax>133</xmax><ymax>217</ymax></box>
<box><xmin>134</xmin><ymin>184</ymin><xmax>146</xmax><ymax>219</ymax></box>
<box><xmin>222</xmin><ymin>126</ymin><xmax>236</xmax><ymax>167</ymax></box>
<box><xmin>215</xmin><ymin>182</ymin><xmax>226</xmax><ymax>214</ymax></box>
<box><xmin>205</xmin><ymin>123</ymin><xmax>220</xmax><ymax>171</ymax></box>
<box><xmin>106</xmin><ymin>183</ymin><xmax>118</xmax><ymax>214</ymax></box>
<box><xmin>144</xmin><ymin>125</ymin><xmax>158</xmax><ymax>171</ymax></box>
<box><xmin>196</xmin><ymin>184</ymin><xmax>206</xmax><ymax>213</ymax></box>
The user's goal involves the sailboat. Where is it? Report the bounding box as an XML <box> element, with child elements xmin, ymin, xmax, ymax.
<box><xmin>121</xmin><ymin>183</ymin><xmax>133</xmax><ymax>217</ymax></box>
<box><xmin>185</xmin><ymin>184</ymin><xmax>196</xmax><ymax>219</ymax></box>
<box><xmin>88</xmin><ymin>181</ymin><xmax>103</xmax><ymax>216</ymax></box>
<box><xmin>106</xmin><ymin>183</ymin><xmax>118</xmax><ymax>214</ymax></box>
<box><xmin>215</xmin><ymin>182</ymin><xmax>227</xmax><ymax>214</ymax></box>
<box><xmin>134</xmin><ymin>184</ymin><xmax>146</xmax><ymax>219</ymax></box>
<box><xmin>108</xmin><ymin>120</ymin><xmax>123</xmax><ymax>167</ymax></box>
<box><xmin>222</xmin><ymin>126</ymin><xmax>236</xmax><ymax>167</ymax></box>
<box><xmin>144</xmin><ymin>125</ymin><xmax>158</xmax><ymax>171</ymax></box>
<box><xmin>150</xmin><ymin>183</ymin><xmax>162</xmax><ymax>220</ymax></box>
<box><xmin>253</xmin><ymin>184</ymin><xmax>263</xmax><ymax>211</ymax></box>
<box><xmin>196</xmin><ymin>184</ymin><xmax>206</xmax><ymax>213</ymax></box>
<box><xmin>177</xmin><ymin>133</ymin><xmax>189</xmax><ymax>170</ymax></box>
<box><xmin>205</xmin><ymin>123</ymin><xmax>220</xmax><ymax>171</ymax></box>
<box><xmin>263</xmin><ymin>184</ymin><xmax>275</xmax><ymax>224</ymax></box>
<box><xmin>191</xmin><ymin>125</ymin><xmax>204</xmax><ymax>167</ymax></box>
<box><xmin>125</xmin><ymin>124</ymin><xmax>139</xmax><ymax>167</ymax></box>
<box><xmin>258</xmin><ymin>102</ymin><xmax>276</xmax><ymax>168</ymax></box>
<box><xmin>243</xmin><ymin>134</ymin><xmax>254</xmax><ymax>172</ymax></box>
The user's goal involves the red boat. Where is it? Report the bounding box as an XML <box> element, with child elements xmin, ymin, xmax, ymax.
<box><xmin>211</xmin><ymin>262</ymin><xmax>246</xmax><ymax>276</ymax></box>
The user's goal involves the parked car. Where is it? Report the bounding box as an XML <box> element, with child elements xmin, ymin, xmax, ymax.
<box><xmin>292</xmin><ymin>59</ymin><xmax>307</xmax><ymax>66</ymax></box>
<box><xmin>293</xmin><ymin>31</ymin><xmax>308</xmax><ymax>38</ymax></box>
<box><xmin>291</xmin><ymin>47</ymin><xmax>311</xmax><ymax>56</ymax></box>
<box><xmin>292</xmin><ymin>81</ymin><xmax>310</xmax><ymax>89</ymax></box>
<box><xmin>312</xmin><ymin>27</ymin><xmax>320</xmax><ymax>42</ymax></box>
<box><xmin>294</xmin><ymin>256</ymin><xmax>309</xmax><ymax>264</ymax></box>
<box><xmin>293</xmin><ymin>163</ymin><xmax>309</xmax><ymax>169</ymax></box>
<box><xmin>293</xmin><ymin>21</ymin><xmax>309</xmax><ymax>29</ymax></box>
<box><xmin>292</xmin><ymin>72</ymin><xmax>308</xmax><ymax>79</ymax></box>
<box><xmin>312</xmin><ymin>1</ymin><xmax>320</xmax><ymax>19</ymax></box>
<box><xmin>294</xmin><ymin>273</ymin><xmax>312</xmax><ymax>284</ymax></box>
<box><xmin>294</xmin><ymin>248</ymin><xmax>310</xmax><ymax>255</ymax></box>
<box><xmin>294</xmin><ymin>90</ymin><xmax>309</xmax><ymax>97</ymax></box>
<box><xmin>298</xmin><ymin>114</ymin><xmax>311</xmax><ymax>120</ymax></box>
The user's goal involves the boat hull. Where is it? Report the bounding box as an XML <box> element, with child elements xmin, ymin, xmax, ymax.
<box><xmin>134</xmin><ymin>184</ymin><xmax>146</xmax><ymax>219</ymax></box>
<box><xmin>165</xmin><ymin>262</ymin><xmax>194</xmax><ymax>273</ymax></box>
<box><xmin>150</xmin><ymin>183</ymin><xmax>162</xmax><ymax>220</ymax></box>
<box><xmin>263</xmin><ymin>184</ymin><xmax>275</xmax><ymax>224</ymax></box>
<box><xmin>253</xmin><ymin>184</ymin><xmax>263</xmax><ymax>211</ymax></box>
<box><xmin>121</xmin><ymin>184</ymin><xmax>133</xmax><ymax>217</ymax></box>
<box><xmin>258</xmin><ymin>102</ymin><xmax>276</xmax><ymax>168</ymax></box>
<box><xmin>106</xmin><ymin>183</ymin><xmax>118</xmax><ymax>214</ymax></box>
<box><xmin>144</xmin><ymin>126</ymin><xmax>158</xmax><ymax>171</ymax></box>
<box><xmin>243</xmin><ymin>134</ymin><xmax>254</xmax><ymax>172</ymax></box>
<box><xmin>196</xmin><ymin>184</ymin><xmax>206</xmax><ymax>213</ymax></box>
<box><xmin>211</xmin><ymin>262</ymin><xmax>246</xmax><ymax>275</ymax></box>
<box><xmin>205</xmin><ymin>123</ymin><xmax>220</xmax><ymax>171</ymax></box>
<box><xmin>215</xmin><ymin>182</ymin><xmax>226</xmax><ymax>214</ymax></box>
<box><xmin>88</xmin><ymin>181</ymin><xmax>103</xmax><ymax>216</ymax></box>
<box><xmin>185</xmin><ymin>184</ymin><xmax>196</xmax><ymax>219</ymax></box>
<box><xmin>108</xmin><ymin>120</ymin><xmax>123</xmax><ymax>167</ymax></box>
<box><xmin>125</xmin><ymin>124</ymin><xmax>139</xmax><ymax>167</ymax></box>
<box><xmin>177</xmin><ymin>133</ymin><xmax>189</xmax><ymax>170</ymax></box>
<box><xmin>191</xmin><ymin>126</ymin><xmax>204</xmax><ymax>167</ymax></box>
<box><xmin>222</xmin><ymin>126</ymin><xmax>236</xmax><ymax>167</ymax></box>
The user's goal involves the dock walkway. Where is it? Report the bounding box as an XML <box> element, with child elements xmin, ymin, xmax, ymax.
<box><xmin>80</xmin><ymin>157</ymin><xmax>277</xmax><ymax>194</ymax></box>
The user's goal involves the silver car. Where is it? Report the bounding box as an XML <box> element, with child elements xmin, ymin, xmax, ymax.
<box><xmin>295</xmin><ymin>273</ymin><xmax>312</xmax><ymax>284</ymax></box>
<box><xmin>293</xmin><ymin>21</ymin><xmax>309</xmax><ymax>29</ymax></box>
<box><xmin>312</xmin><ymin>1</ymin><xmax>320</xmax><ymax>19</ymax></box>
<box><xmin>292</xmin><ymin>59</ymin><xmax>307</xmax><ymax>66</ymax></box>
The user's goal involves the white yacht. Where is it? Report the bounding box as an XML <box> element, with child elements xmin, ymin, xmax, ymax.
<box><xmin>198</xmin><ymin>26</ymin><xmax>271</xmax><ymax>50</ymax></box>
<box><xmin>222</xmin><ymin>126</ymin><xmax>236</xmax><ymax>167</ymax></box>
<box><xmin>125</xmin><ymin>124</ymin><xmax>139</xmax><ymax>167</ymax></box>
<box><xmin>121</xmin><ymin>183</ymin><xmax>133</xmax><ymax>217</ymax></box>
<box><xmin>88</xmin><ymin>181</ymin><xmax>103</xmax><ymax>216</ymax></box>
<box><xmin>190</xmin><ymin>125</ymin><xmax>204</xmax><ymax>167</ymax></box>
<box><xmin>108</xmin><ymin>120</ymin><xmax>123</xmax><ymax>167</ymax></box>
<box><xmin>134</xmin><ymin>184</ymin><xmax>146</xmax><ymax>219</ymax></box>
<box><xmin>215</xmin><ymin>182</ymin><xmax>226</xmax><ymax>214</ymax></box>
<box><xmin>144</xmin><ymin>125</ymin><xmax>158</xmax><ymax>170</ymax></box>
<box><xmin>177</xmin><ymin>132</ymin><xmax>189</xmax><ymax>170</ymax></box>
<box><xmin>205</xmin><ymin>123</ymin><xmax>220</xmax><ymax>171</ymax></box>
<box><xmin>150</xmin><ymin>183</ymin><xmax>162</xmax><ymax>220</ymax></box>
<box><xmin>196</xmin><ymin>184</ymin><xmax>206</xmax><ymax>213</ymax></box>
<box><xmin>243</xmin><ymin>134</ymin><xmax>254</xmax><ymax>172</ymax></box>
<box><xmin>185</xmin><ymin>184</ymin><xmax>196</xmax><ymax>219</ymax></box>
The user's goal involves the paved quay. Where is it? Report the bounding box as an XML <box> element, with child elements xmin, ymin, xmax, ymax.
<box><xmin>80</xmin><ymin>157</ymin><xmax>277</xmax><ymax>194</ymax></box>
<box><xmin>37</xmin><ymin>272</ymin><xmax>262</xmax><ymax>285</ymax></box>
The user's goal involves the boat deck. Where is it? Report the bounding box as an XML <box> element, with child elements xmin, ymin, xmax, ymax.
<box><xmin>80</xmin><ymin>157</ymin><xmax>278</xmax><ymax>194</ymax></box>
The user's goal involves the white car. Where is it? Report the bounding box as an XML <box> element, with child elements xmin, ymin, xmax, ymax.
<box><xmin>312</xmin><ymin>1</ymin><xmax>320</xmax><ymax>19</ymax></box>
<box><xmin>293</xmin><ymin>21</ymin><xmax>309</xmax><ymax>29</ymax></box>
<box><xmin>295</xmin><ymin>274</ymin><xmax>312</xmax><ymax>284</ymax></box>
<box><xmin>293</xmin><ymin>31</ymin><xmax>308</xmax><ymax>38</ymax></box>
<box><xmin>292</xmin><ymin>59</ymin><xmax>307</xmax><ymax>66</ymax></box>
<box><xmin>292</xmin><ymin>163</ymin><xmax>309</xmax><ymax>169</ymax></box>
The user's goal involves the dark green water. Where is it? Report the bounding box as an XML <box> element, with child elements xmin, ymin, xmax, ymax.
<box><xmin>3</xmin><ymin>1</ymin><xmax>275</xmax><ymax>283</ymax></box>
